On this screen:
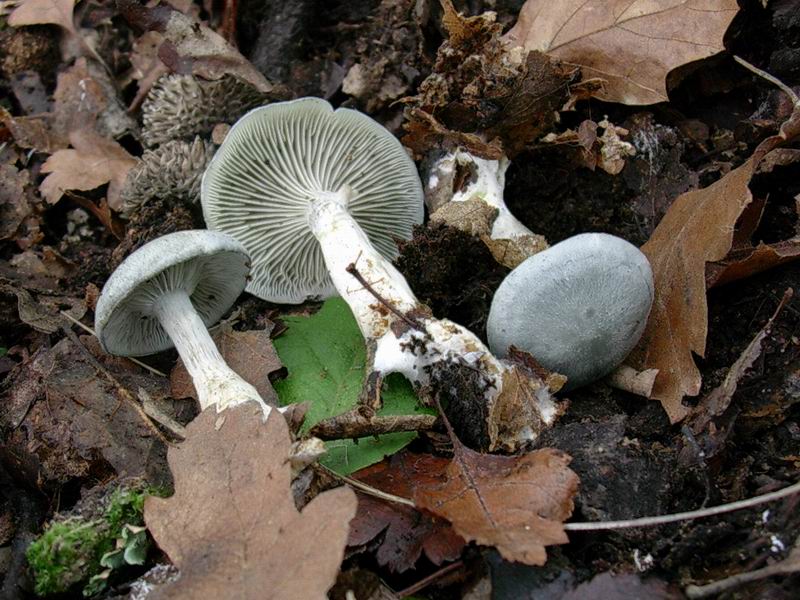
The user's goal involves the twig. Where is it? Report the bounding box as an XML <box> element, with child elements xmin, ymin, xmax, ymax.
<box><xmin>396</xmin><ymin>560</ymin><xmax>464</xmax><ymax>598</ymax></box>
<box><xmin>734</xmin><ymin>55</ymin><xmax>800</xmax><ymax>108</ymax></box>
<box><xmin>685</xmin><ymin>550</ymin><xmax>800</xmax><ymax>598</ymax></box>
<box><xmin>563</xmin><ymin>480</ymin><xmax>800</xmax><ymax>531</ymax></box>
<box><xmin>345</xmin><ymin>262</ymin><xmax>426</xmax><ymax>332</ymax></box>
<box><xmin>62</xmin><ymin>327</ymin><xmax>173</xmax><ymax>447</ymax></box>
<box><xmin>311</xmin><ymin>412</ymin><xmax>438</xmax><ymax>440</ymax></box>
<box><xmin>60</xmin><ymin>310</ymin><xmax>166</xmax><ymax>377</ymax></box>
<box><xmin>319</xmin><ymin>464</ymin><xmax>415</xmax><ymax>507</ymax></box>
<box><xmin>334</xmin><ymin>471</ymin><xmax>800</xmax><ymax>533</ymax></box>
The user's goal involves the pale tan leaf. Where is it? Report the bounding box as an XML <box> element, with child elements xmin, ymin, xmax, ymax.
<box><xmin>503</xmin><ymin>0</ymin><xmax>739</xmax><ymax>105</ymax></box>
<box><xmin>8</xmin><ymin>0</ymin><xmax>77</xmax><ymax>35</ymax></box>
<box><xmin>145</xmin><ymin>405</ymin><xmax>357</xmax><ymax>600</ymax></box>
<box><xmin>39</xmin><ymin>129</ymin><xmax>137</xmax><ymax>209</ymax></box>
<box><xmin>627</xmin><ymin>108</ymin><xmax>800</xmax><ymax>422</ymax></box>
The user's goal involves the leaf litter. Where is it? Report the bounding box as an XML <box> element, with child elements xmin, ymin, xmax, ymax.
<box><xmin>1</xmin><ymin>0</ymin><xmax>799</xmax><ymax>598</ymax></box>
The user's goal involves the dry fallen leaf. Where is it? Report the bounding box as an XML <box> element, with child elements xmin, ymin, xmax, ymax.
<box><xmin>145</xmin><ymin>405</ymin><xmax>357</xmax><ymax>600</ymax></box>
<box><xmin>403</xmin><ymin>0</ymin><xmax>575</xmax><ymax>159</ymax></box>
<box><xmin>503</xmin><ymin>0</ymin><xmax>739</xmax><ymax>105</ymax></box>
<box><xmin>349</xmin><ymin>451</ymin><xmax>466</xmax><ymax>573</ymax></box>
<box><xmin>117</xmin><ymin>0</ymin><xmax>280</xmax><ymax>96</ymax></box>
<box><xmin>627</xmin><ymin>108</ymin><xmax>800</xmax><ymax>422</ymax></box>
<box><xmin>8</xmin><ymin>0</ymin><xmax>77</xmax><ymax>35</ymax></box>
<box><xmin>39</xmin><ymin>129</ymin><xmax>137</xmax><ymax>210</ymax></box>
<box><xmin>411</xmin><ymin>415</ymin><xmax>577</xmax><ymax>565</ymax></box>
<box><xmin>170</xmin><ymin>324</ymin><xmax>283</xmax><ymax>408</ymax></box>
<box><xmin>683</xmin><ymin>289</ymin><xmax>792</xmax><ymax>463</ymax></box>
<box><xmin>707</xmin><ymin>238</ymin><xmax>800</xmax><ymax>288</ymax></box>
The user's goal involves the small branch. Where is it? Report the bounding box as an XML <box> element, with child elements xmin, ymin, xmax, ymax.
<box><xmin>319</xmin><ymin>464</ymin><xmax>415</xmax><ymax>507</ymax></box>
<box><xmin>734</xmin><ymin>55</ymin><xmax>800</xmax><ymax>108</ymax></box>
<box><xmin>564</xmin><ymin>479</ymin><xmax>800</xmax><ymax>531</ymax></box>
<box><xmin>62</xmin><ymin>327</ymin><xmax>174</xmax><ymax>447</ymax></box>
<box><xmin>61</xmin><ymin>310</ymin><xmax>167</xmax><ymax>377</ymax></box>
<box><xmin>339</xmin><ymin>473</ymin><xmax>800</xmax><ymax>533</ymax></box>
<box><xmin>685</xmin><ymin>553</ymin><xmax>800</xmax><ymax>598</ymax></box>
<box><xmin>395</xmin><ymin>560</ymin><xmax>464</xmax><ymax>598</ymax></box>
<box><xmin>345</xmin><ymin>262</ymin><xmax>426</xmax><ymax>332</ymax></box>
<box><xmin>310</xmin><ymin>412</ymin><xmax>437</xmax><ymax>440</ymax></box>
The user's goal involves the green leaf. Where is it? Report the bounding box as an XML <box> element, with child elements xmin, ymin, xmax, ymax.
<box><xmin>273</xmin><ymin>298</ymin><xmax>433</xmax><ymax>475</ymax></box>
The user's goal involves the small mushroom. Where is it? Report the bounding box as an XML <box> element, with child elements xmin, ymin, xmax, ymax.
<box><xmin>486</xmin><ymin>233</ymin><xmax>654</xmax><ymax>390</ymax></box>
<box><xmin>424</xmin><ymin>148</ymin><xmax>548</xmax><ymax>268</ymax></box>
<box><xmin>202</xmin><ymin>98</ymin><xmax>561</xmax><ymax>451</ymax></box>
<box><xmin>95</xmin><ymin>230</ymin><xmax>271</xmax><ymax>417</ymax></box>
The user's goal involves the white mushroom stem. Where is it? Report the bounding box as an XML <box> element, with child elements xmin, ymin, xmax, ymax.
<box><xmin>429</xmin><ymin>149</ymin><xmax>535</xmax><ymax>240</ymax></box>
<box><xmin>154</xmin><ymin>290</ymin><xmax>270</xmax><ymax>418</ymax></box>
<box><xmin>307</xmin><ymin>187</ymin><xmax>560</xmax><ymax>450</ymax></box>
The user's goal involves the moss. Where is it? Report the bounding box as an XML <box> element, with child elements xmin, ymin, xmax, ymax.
<box><xmin>26</xmin><ymin>483</ymin><xmax>159</xmax><ymax>597</ymax></box>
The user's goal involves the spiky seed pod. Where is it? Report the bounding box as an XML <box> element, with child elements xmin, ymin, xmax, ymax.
<box><xmin>120</xmin><ymin>137</ymin><xmax>215</xmax><ymax>217</ymax></box>
<box><xmin>141</xmin><ymin>74</ymin><xmax>270</xmax><ymax>147</ymax></box>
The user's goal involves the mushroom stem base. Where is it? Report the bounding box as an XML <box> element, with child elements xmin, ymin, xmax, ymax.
<box><xmin>154</xmin><ymin>291</ymin><xmax>270</xmax><ymax>417</ymax></box>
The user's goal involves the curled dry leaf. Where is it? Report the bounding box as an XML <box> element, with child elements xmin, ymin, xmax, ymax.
<box><xmin>39</xmin><ymin>128</ymin><xmax>137</xmax><ymax>210</ymax></box>
<box><xmin>626</xmin><ymin>108</ymin><xmax>800</xmax><ymax>422</ymax></box>
<box><xmin>145</xmin><ymin>405</ymin><xmax>357</xmax><ymax>600</ymax></box>
<box><xmin>503</xmin><ymin>0</ymin><xmax>740</xmax><ymax>105</ymax></box>
<box><xmin>403</xmin><ymin>0</ymin><xmax>575</xmax><ymax>159</ymax></box>
<box><xmin>707</xmin><ymin>238</ymin><xmax>800</xmax><ymax>288</ymax></box>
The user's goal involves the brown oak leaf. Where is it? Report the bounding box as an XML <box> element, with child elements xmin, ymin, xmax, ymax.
<box><xmin>8</xmin><ymin>0</ymin><xmax>77</xmax><ymax>35</ymax></box>
<box><xmin>39</xmin><ymin>128</ymin><xmax>136</xmax><ymax>210</ymax></box>
<box><xmin>349</xmin><ymin>451</ymin><xmax>466</xmax><ymax>573</ymax></box>
<box><xmin>170</xmin><ymin>324</ymin><xmax>283</xmax><ymax>408</ymax></box>
<box><xmin>503</xmin><ymin>0</ymin><xmax>739</xmax><ymax>105</ymax></box>
<box><xmin>627</xmin><ymin>108</ymin><xmax>800</xmax><ymax>422</ymax></box>
<box><xmin>413</xmin><ymin>443</ymin><xmax>577</xmax><ymax>565</ymax></box>
<box><xmin>145</xmin><ymin>405</ymin><xmax>357</xmax><ymax>600</ymax></box>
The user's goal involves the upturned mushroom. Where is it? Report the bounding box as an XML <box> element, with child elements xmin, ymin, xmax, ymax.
<box><xmin>95</xmin><ymin>230</ymin><xmax>271</xmax><ymax>417</ymax></box>
<box><xmin>423</xmin><ymin>148</ymin><xmax>548</xmax><ymax>268</ymax></box>
<box><xmin>487</xmin><ymin>233</ymin><xmax>654</xmax><ymax>390</ymax></box>
<box><xmin>202</xmin><ymin>98</ymin><xmax>561</xmax><ymax>450</ymax></box>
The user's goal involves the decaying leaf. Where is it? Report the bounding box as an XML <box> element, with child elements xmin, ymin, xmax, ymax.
<box><xmin>403</xmin><ymin>0</ymin><xmax>575</xmax><ymax>159</ymax></box>
<box><xmin>0</xmin><ymin>336</ymin><xmax>170</xmax><ymax>489</ymax></box>
<box><xmin>627</xmin><ymin>108</ymin><xmax>800</xmax><ymax>422</ymax></box>
<box><xmin>707</xmin><ymin>238</ymin><xmax>800</xmax><ymax>288</ymax></box>
<box><xmin>503</xmin><ymin>0</ymin><xmax>740</xmax><ymax>105</ymax></box>
<box><xmin>170</xmin><ymin>324</ymin><xmax>283</xmax><ymax>408</ymax></box>
<box><xmin>8</xmin><ymin>0</ymin><xmax>77</xmax><ymax>35</ymax></box>
<box><xmin>684</xmin><ymin>289</ymin><xmax>792</xmax><ymax>461</ymax></box>
<box><xmin>39</xmin><ymin>128</ymin><xmax>137</xmax><ymax>210</ymax></box>
<box><xmin>348</xmin><ymin>451</ymin><xmax>465</xmax><ymax>573</ymax></box>
<box><xmin>412</xmin><ymin>426</ymin><xmax>577</xmax><ymax>565</ymax></box>
<box><xmin>117</xmin><ymin>0</ymin><xmax>282</xmax><ymax>96</ymax></box>
<box><xmin>0</xmin><ymin>163</ymin><xmax>33</xmax><ymax>241</ymax></box>
<box><xmin>145</xmin><ymin>405</ymin><xmax>357</xmax><ymax>600</ymax></box>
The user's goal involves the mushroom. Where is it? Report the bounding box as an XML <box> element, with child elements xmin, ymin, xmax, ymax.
<box><xmin>486</xmin><ymin>233</ymin><xmax>654</xmax><ymax>390</ymax></box>
<box><xmin>95</xmin><ymin>230</ymin><xmax>271</xmax><ymax>417</ymax></box>
<box><xmin>423</xmin><ymin>148</ymin><xmax>548</xmax><ymax>268</ymax></box>
<box><xmin>202</xmin><ymin>98</ymin><xmax>561</xmax><ymax>451</ymax></box>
